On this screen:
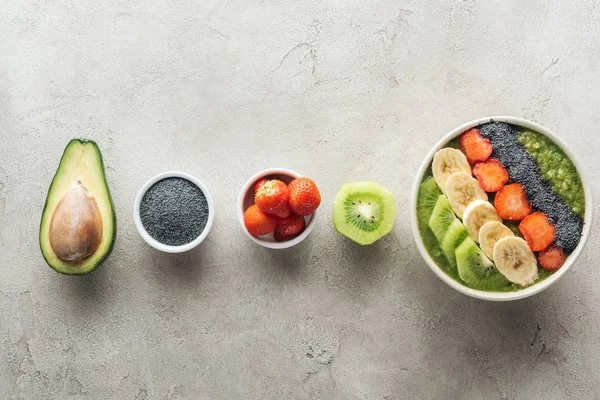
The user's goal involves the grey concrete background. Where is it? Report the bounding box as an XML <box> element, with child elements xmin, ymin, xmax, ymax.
<box><xmin>1</xmin><ymin>1</ymin><xmax>599</xmax><ymax>399</ymax></box>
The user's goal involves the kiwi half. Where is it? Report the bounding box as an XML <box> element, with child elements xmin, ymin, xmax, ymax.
<box><xmin>333</xmin><ymin>182</ymin><xmax>396</xmax><ymax>245</ymax></box>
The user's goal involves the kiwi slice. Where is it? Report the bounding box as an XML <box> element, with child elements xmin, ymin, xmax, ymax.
<box><xmin>417</xmin><ymin>177</ymin><xmax>442</xmax><ymax>229</ymax></box>
<box><xmin>440</xmin><ymin>219</ymin><xmax>469</xmax><ymax>270</ymax></box>
<box><xmin>333</xmin><ymin>181</ymin><xmax>396</xmax><ymax>245</ymax></box>
<box><xmin>417</xmin><ymin>178</ymin><xmax>453</xmax><ymax>274</ymax></box>
<box><xmin>428</xmin><ymin>195</ymin><xmax>456</xmax><ymax>242</ymax></box>
<box><xmin>456</xmin><ymin>237</ymin><xmax>509</xmax><ymax>291</ymax></box>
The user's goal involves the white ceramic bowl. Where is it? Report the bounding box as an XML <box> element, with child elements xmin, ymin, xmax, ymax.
<box><xmin>134</xmin><ymin>171</ymin><xmax>215</xmax><ymax>253</ymax></box>
<box><xmin>410</xmin><ymin>116</ymin><xmax>593</xmax><ymax>301</ymax></box>
<box><xmin>237</xmin><ymin>168</ymin><xmax>317</xmax><ymax>249</ymax></box>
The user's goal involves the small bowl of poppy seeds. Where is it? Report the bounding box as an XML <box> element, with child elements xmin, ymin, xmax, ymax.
<box><xmin>134</xmin><ymin>171</ymin><xmax>214</xmax><ymax>253</ymax></box>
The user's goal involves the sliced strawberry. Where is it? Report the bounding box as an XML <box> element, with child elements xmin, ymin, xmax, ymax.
<box><xmin>519</xmin><ymin>212</ymin><xmax>556</xmax><ymax>252</ymax></box>
<box><xmin>493</xmin><ymin>183</ymin><xmax>532</xmax><ymax>220</ymax></box>
<box><xmin>472</xmin><ymin>159</ymin><xmax>509</xmax><ymax>192</ymax></box>
<box><xmin>538</xmin><ymin>245</ymin><xmax>565</xmax><ymax>271</ymax></box>
<box><xmin>460</xmin><ymin>128</ymin><xmax>493</xmax><ymax>164</ymax></box>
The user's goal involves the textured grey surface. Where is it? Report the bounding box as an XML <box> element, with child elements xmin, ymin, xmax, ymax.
<box><xmin>1</xmin><ymin>1</ymin><xmax>599</xmax><ymax>399</ymax></box>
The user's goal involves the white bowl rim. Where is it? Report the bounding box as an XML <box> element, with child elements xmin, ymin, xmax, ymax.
<box><xmin>237</xmin><ymin>168</ymin><xmax>317</xmax><ymax>249</ymax></box>
<box><xmin>410</xmin><ymin>116</ymin><xmax>593</xmax><ymax>301</ymax></box>
<box><xmin>133</xmin><ymin>171</ymin><xmax>215</xmax><ymax>253</ymax></box>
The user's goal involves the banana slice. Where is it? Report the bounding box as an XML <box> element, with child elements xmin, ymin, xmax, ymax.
<box><xmin>445</xmin><ymin>172</ymin><xmax>488</xmax><ymax>218</ymax></box>
<box><xmin>478</xmin><ymin>221</ymin><xmax>515</xmax><ymax>259</ymax></box>
<box><xmin>493</xmin><ymin>237</ymin><xmax>538</xmax><ymax>287</ymax></box>
<box><xmin>463</xmin><ymin>199</ymin><xmax>502</xmax><ymax>241</ymax></box>
<box><xmin>432</xmin><ymin>148</ymin><xmax>471</xmax><ymax>193</ymax></box>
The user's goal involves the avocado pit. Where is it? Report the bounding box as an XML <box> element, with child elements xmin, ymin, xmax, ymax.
<box><xmin>49</xmin><ymin>182</ymin><xmax>103</xmax><ymax>261</ymax></box>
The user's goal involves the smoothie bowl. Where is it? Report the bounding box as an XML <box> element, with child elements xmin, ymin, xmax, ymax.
<box><xmin>411</xmin><ymin>117</ymin><xmax>592</xmax><ymax>301</ymax></box>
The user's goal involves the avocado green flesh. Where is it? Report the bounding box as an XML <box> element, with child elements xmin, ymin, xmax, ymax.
<box><xmin>517</xmin><ymin>129</ymin><xmax>585</xmax><ymax>217</ymax></box>
<box><xmin>39</xmin><ymin>139</ymin><xmax>116</xmax><ymax>275</ymax></box>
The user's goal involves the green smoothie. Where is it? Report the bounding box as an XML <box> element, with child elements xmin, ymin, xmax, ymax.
<box><xmin>517</xmin><ymin>130</ymin><xmax>585</xmax><ymax>216</ymax></box>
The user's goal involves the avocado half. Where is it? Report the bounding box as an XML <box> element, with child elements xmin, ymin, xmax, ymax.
<box><xmin>39</xmin><ymin>139</ymin><xmax>116</xmax><ymax>275</ymax></box>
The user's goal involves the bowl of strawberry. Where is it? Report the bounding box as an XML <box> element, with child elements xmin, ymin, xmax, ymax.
<box><xmin>411</xmin><ymin>116</ymin><xmax>593</xmax><ymax>301</ymax></box>
<box><xmin>238</xmin><ymin>168</ymin><xmax>321</xmax><ymax>249</ymax></box>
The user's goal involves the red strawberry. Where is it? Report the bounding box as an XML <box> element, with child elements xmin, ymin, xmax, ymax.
<box><xmin>538</xmin><ymin>245</ymin><xmax>565</xmax><ymax>271</ymax></box>
<box><xmin>274</xmin><ymin>214</ymin><xmax>306</xmax><ymax>242</ymax></box>
<box><xmin>243</xmin><ymin>205</ymin><xmax>277</xmax><ymax>236</ymax></box>
<box><xmin>493</xmin><ymin>183</ymin><xmax>532</xmax><ymax>220</ymax></box>
<box><xmin>519</xmin><ymin>212</ymin><xmax>556</xmax><ymax>252</ymax></box>
<box><xmin>288</xmin><ymin>178</ymin><xmax>321</xmax><ymax>216</ymax></box>
<box><xmin>472</xmin><ymin>158</ymin><xmax>509</xmax><ymax>192</ymax></box>
<box><xmin>460</xmin><ymin>128</ymin><xmax>493</xmax><ymax>164</ymax></box>
<box><xmin>253</xmin><ymin>178</ymin><xmax>269</xmax><ymax>195</ymax></box>
<box><xmin>255</xmin><ymin>179</ymin><xmax>290</xmax><ymax>218</ymax></box>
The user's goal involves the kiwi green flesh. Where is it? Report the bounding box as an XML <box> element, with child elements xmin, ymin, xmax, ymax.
<box><xmin>456</xmin><ymin>237</ymin><xmax>509</xmax><ymax>291</ymax></box>
<box><xmin>333</xmin><ymin>182</ymin><xmax>396</xmax><ymax>245</ymax></box>
<box><xmin>428</xmin><ymin>195</ymin><xmax>456</xmax><ymax>243</ymax></box>
<box><xmin>440</xmin><ymin>219</ymin><xmax>469</xmax><ymax>271</ymax></box>
<box><xmin>416</xmin><ymin>178</ymin><xmax>456</xmax><ymax>278</ymax></box>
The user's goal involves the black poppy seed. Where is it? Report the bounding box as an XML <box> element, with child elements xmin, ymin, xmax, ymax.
<box><xmin>555</xmin><ymin>213</ymin><xmax>583</xmax><ymax>253</ymax></box>
<box><xmin>140</xmin><ymin>177</ymin><xmax>209</xmax><ymax>246</ymax></box>
<box><xmin>479</xmin><ymin>122</ymin><xmax>583</xmax><ymax>253</ymax></box>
